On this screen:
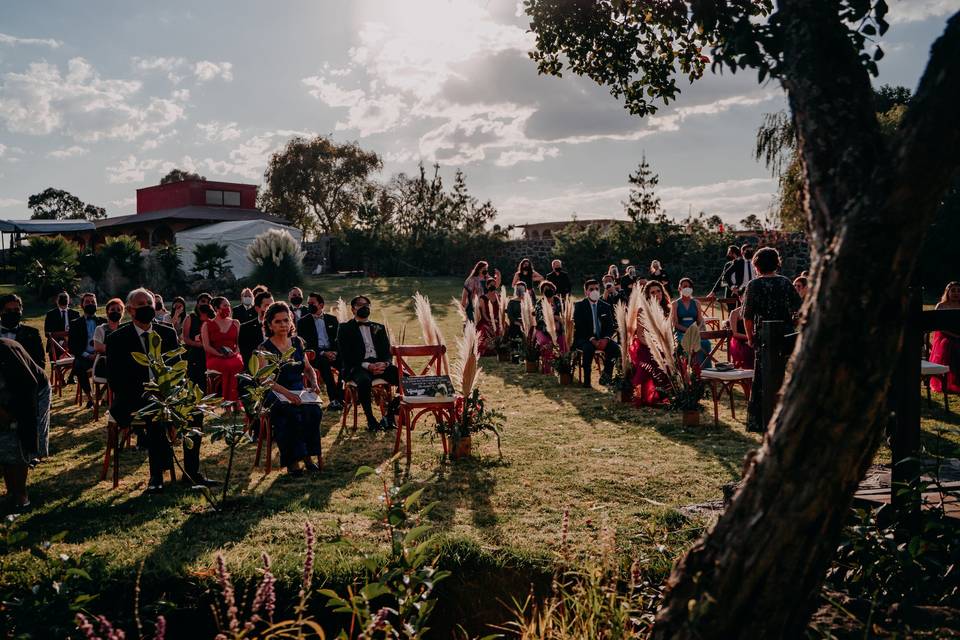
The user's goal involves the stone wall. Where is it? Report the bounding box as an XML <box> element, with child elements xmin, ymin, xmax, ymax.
<box><xmin>490</xmin><ymin>239</ymin><xmax>555</xmax><ymax>270</ymax></box>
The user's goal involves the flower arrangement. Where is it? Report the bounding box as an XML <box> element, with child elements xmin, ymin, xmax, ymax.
<box><xmin>637</xmin><ymin>292</ymin><xmax>705</xmax><ymax>412</ymax></box>
<box><xmin>519</xmin><ymin>292</ymin><xmax>539</xmax><ymax>365</ymax></box>
<box><xmin>612</xmin><ymin>287</ymin><xmax>643</xmax><ymax>397</ymax></box>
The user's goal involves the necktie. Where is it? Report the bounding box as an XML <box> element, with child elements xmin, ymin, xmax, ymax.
<box><xmin>592</xmin><ymin>303</ymin><xmax>600</xmax><ymax>337</ymax></box>
<box><xmin>141</xmin><ymin>331</ymin><xmax>154</xmax><ymax>380</ymax></box>
<box><xmin>62</xmin><ymin>310</ymin><xmax>68</xmax><ymax>330</ymax></box>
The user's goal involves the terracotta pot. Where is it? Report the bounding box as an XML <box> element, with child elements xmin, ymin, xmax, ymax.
<box><xmin>525</xmin><ymin>360</ymin><xmax>538</xmax><ymax>373</ymax></box>
<box><xmin>497</xmin><ymin>349</ymin><xmax>511</xmax><ymax>363</ymax></box>
<box><xmin>558</xmin><ymin>372</ymin><xmax>573</xmax><ymax>386</ymax></box>
<box><xmin>682</xmin><ymin>409</ymin><xmax>700</xmax><ymax>426</ymax></box>
<box><xmin>451</xmin><ymin>436</ymin><xmax>472</xmax><ymax>460</ymax></box>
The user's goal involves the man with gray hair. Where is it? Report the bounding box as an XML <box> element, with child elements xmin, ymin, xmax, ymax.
<box><xmin>106</xmin><ymin>288</ymin><xmax>215</xmax><ymax>493</ymax></box>
<box><xmin>545</xmin><ymin>258</ymin><xmax>572</xmax><ymax>299</ymax></box>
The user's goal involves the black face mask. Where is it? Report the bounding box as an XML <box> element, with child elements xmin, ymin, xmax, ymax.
<box><xmin>57</xmin><ymin>296</ymin><xmax>68</xmax><ymax>306</ymax></box>
<box><xmin>1</xmin><ymin>310</ymin><xmax>22</xmax><ymax>327</ymax></box>
<box><xmin>290</xmin><ymin>296</ymin><xmax>303</xmax><ymax>306</ymax></box>
<box><xmin>197</xmin><ymin>304</ymin><xmax>213</xmax><ymax>317</ymax></box>
<box><xmin>83</xmin><ymin>304</ymin><xmax>97</xmax><ymax>316</ymax></box>
<box><xmin>134</xmin><ymin>306</ymin><xmax>156</xmax><ymax>324</ymax></box>
<box><xmin>356</xmin><ymin>306</ymin><xmax>371</xmax><ymax>319</ymax></box>
<box><xmin>486</xmin><ymin>287</ymin><xmax>496</xmax><ymax>293</ymax></box>
<box><xmin>107</xmin><ymin>311</ymin><xmax>123</xmax><ymax>323</ymax></box>
<box><xmin>307</xmin><ymin>303</ymin><xmax>320</xmax><ymax>315</ymax></box>
<box><xmin>544</xmin><ymin>289</ymin><xmax>555</xmax><ymax>298</ymax></box>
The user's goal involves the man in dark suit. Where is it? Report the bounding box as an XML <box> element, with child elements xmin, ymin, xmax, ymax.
<box><xmin>232</xmin><ymin>287</ymin><xmax>257</xmax><ymax>325</ymax></box>
<box><xmin>714</xmin><ymin>245</ymin><xmax>741</xmax><ymax>308</ymax></box>
<box><xmin>69</xmin><ymin>292</ymin><xmax>106</xmax><ymax>407</ymax></box>
<box><xmin>238</xmin><ymin>290</ymin><xmax>274</xmax><ymax>369</ymax></box>
<box><xmin>0</xmin><ymin>293</ymin><xmax>46</xmax><ymax>368</ymax></box>
<box><xmin>572</xmin><ymin>279</ymin><xmax>620</xmax><ymax>388</ymax></box>
<box><xmin>337</xmin><ymin>295</ymin><xmax>399</xmax><ymax>432</ymax></box>
<box><xmin>43</xmin><ymin>291</ymin><xmax>79</xmax><ymax>365</ymax></box>
<box><xmin>296</xmin><ymin>292</ymin><xmax>343</xmax><ymax>410</ymax></box>
<box><xmin>106</xmin><ymin>288</ymin><xmax>213</xmax><ymax>493</ymax></box>
<box><xmin>723</xmin><ymin>244</ymin><xmax>756</xmax><ymax>300</ymax></box>
<box><xmin>288</xmin><ymin>287</ymin><xmax>306</xmax><ymax>322</ymax></box>
<box><xmin>545</xmin><ymin>259</ymin><xmax>572</xmax><ymax>299</ymax></box>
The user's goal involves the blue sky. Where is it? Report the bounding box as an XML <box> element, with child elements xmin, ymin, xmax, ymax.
<box><xmin>0</xmin><ymin>0</ymin><xmax>956</xmax><ymax>228</ymax></box>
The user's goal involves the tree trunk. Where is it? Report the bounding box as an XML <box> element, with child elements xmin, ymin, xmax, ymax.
<box><xmin>653</xmin><ymin>6</ymin><xmax>960</xmax><ymax>638</ymax></box>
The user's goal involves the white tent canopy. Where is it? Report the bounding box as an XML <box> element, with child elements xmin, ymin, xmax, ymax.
<box><xmin>176</xmin><ymin>219</ymin><xmax>303</xmax><ymax>279</ymax></box>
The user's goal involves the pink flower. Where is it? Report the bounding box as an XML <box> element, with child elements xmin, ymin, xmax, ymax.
<box><xmin>216</xmin><ymin>553</ymin><xmax>239</xmax><ymax>632</ymax></box>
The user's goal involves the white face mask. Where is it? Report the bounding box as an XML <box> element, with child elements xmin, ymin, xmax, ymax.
<box><xmin>681</xmin><ymin>287</ymin><xmax>693</xmax><ymax>298</ymax></box>
<box><xmin>588</xmin><ymin>290</ymin><xmax>600</xmax><ymax>302</ymax></box>
<box><xmin>242</xmin><ymin>296</ymin><xmax>253</xmax><ymax>306</ymax></box>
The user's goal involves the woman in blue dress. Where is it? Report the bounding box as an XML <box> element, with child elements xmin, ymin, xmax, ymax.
<box><xmin>670</xmin><ymin>277</ymin><xmax>712</xmax><ymax>366</ymax></box>
<box><xmin>259</xmin><ymin>302</ymin><xmax>323</xmax><ymax>477</ymax></box>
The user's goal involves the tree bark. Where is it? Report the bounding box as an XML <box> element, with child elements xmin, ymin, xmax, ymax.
<box><xmin>653</xmin><ymin>6</ymin><xmax>960</xmax><ymax>639</ymax></box>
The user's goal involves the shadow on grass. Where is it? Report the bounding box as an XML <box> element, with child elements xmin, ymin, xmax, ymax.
<box><xmin>422</xmin><ymin>454</ymin><xmax>504</xmax><ymax>540</ymax></box>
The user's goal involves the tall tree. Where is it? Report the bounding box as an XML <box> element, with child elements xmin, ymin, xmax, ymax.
<box><xmin>159</xmin><ymin>168</ymin><xmax>205</xmax><ymax>184</ymax></box>
<box><xmin>623</xmin><ymin>153</ymin><xmax>663</xmax><ymax>223</ymax></box>
<box><xmin>525</xmin><ymin>1</ymin><xmax>960</xmax><ymax>637</ymax></box>
<box><xmin>259</xmin><ymin>135</ymin><xmax>382</xmax><ymax>237</ymax></box>
<box><xmin>27</xmin><ymin>188</ymin><xmax>106</xmax><ymax>220</ymax></box>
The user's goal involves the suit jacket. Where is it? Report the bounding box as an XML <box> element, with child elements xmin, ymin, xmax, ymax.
<box><xmin>337</xmin><ymin>319</ymin><xmax>391</xmax><ymax>378</ymax></box>
<box><xmin>69</xmin><ymin>315</ymin><xmax>106</xmax><ymax>361</ymax></box>
<box><xmin>44</xmin><ymin>307</ymin><xmax>79</xmax><ymax>337</ymax></box>
<box><xmin>0</xmin><ymin>338</ymin><xmax>46</xmax><ymax>453</ymax></box>
<box><xmin>2</xmin><ymin>324</ymin><xmax>45</xmax><ymax>369</ymax></box>
<box><xmin>232</xmin><ymin>304</ymin><xmax>257</xmax><ymax>325</ymax></box>
<box><xmin>572</xmin><ymin>299</ymin><xmax>616</xmax><ymax>344</ymax></box>
<box><xmin>105</xmin><ymin>322</ymin><xmax>180</xmax><ymax>425</ymax></box>
<box><xmin>296</xmin><ymin>313</ymin><xmax>339</xmax><ymax>354</ymax></box>
<box><xmin>545</xmin><ymin>269</ymin><xmax>572</xmax><ymax>297</ymax></box>
<box><xmin>238</xmin><ymin>318</ymin><xmax>265</xmax><ymax>368</ymax></box>
<box><xmin>723</xmin><ymin>258</ymin><xmax>755</xmax><ymax>291</ymax></box>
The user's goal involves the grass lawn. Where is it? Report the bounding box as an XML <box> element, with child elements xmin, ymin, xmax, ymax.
<box><xmin>3</xmin><ymin>276</ymin><xmax>958</xmax><ymax>632</ymax></box>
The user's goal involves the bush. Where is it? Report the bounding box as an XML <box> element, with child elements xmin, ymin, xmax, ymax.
<box><xmin>247</xmin><ymin>229</ymin><xmax>304</xmax><ymax>290</ymax></box>
<box><xmin>144</xmin><ymin>243</ymin><xmax>186</xmax><ymax>294</ymax></box>
<box><xmin>193</xmin><ymin>242</ymin><xmax>231</xmax><ymax>280</ymax></box>
<box><xmin>15</xmin><ymin>235</ymin><xmax>80</xmax><ymax>299</ymax></box>
<box><xmin>77</xmin><ymin>235</ymin><xmax>144</xmax><ymax>297</ymax></box>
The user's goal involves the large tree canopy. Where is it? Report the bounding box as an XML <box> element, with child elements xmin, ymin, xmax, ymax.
<box><xmin>27</xmin><ymin>188</ymin><xmax>106</xmax><ymax>220</ymax></box>
<box><xmin>159</xmin><ymin>168</ymin><xmax>205</xmax><ymax>184</ymax></box>
<box><xmin>525</xmin><ymin>0</ymin><xmax>960</xmax><ymax>637</ymax></box>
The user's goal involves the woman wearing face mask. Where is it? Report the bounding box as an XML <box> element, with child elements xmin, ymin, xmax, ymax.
<box><xmin>629</xmin><ymin>281</ymin><xmax>671</xmax><ymax>406</ymax></box>
<box><xmin>476</xmin><ymin>276</ymin><xmax>501</xmax><ymax>356</ymax></box>
<box><xmin>462</xmin><ymin>261</ymin><xmax>500</xmax><ymax>322</ymax></box>
<box><xmin>153</xmin><ymin>294</ymin><xmax>169</xmax><ymax>324</ymax></box>
<box><xmin>201</xmin><ymin>297</ymin><xmax>244</xmax><ymax>405</ymax></box>
<box><xmin>670</xmin><ymin>278</ymin><xmax>713</xmax><ymax>366</ymax></box>
<box><xmin>534</xmin><ymin>281</ymin><xmax>564</xmax><ymax>373</ymax></box>
<box><xmin>183</xmin><ymin>293</ymin><xmax>214</xmax><ymax>390</ymax></box>
<box><xmin>233</xmin><ymin>288</ymin><xmax>257</xmax><ymax>325</ymax></box>
<box><xmin>512</xmin><ymin>258</ymin><xmax>543</xmax><ymax>302</ymax></box>
<box><xmin>92</xmin><ymin>298</ymin><xmax>125</xmax><ymax>381</ymax></box>
<box><xmin>170</xmin><ymin>296</ymin><xmax>187</xmax><ymax>338</ymax></box>
<box><xmin>930</xmin><ymin>281</ymin><xmax>960</xmax><ymax>394</ymax></box>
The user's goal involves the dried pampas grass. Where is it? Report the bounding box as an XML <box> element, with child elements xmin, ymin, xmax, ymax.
<box><xmin>519</xmin><ymin>292</ymin><xmax>535</xmax><ymax>340</ymax></box>
<box><xmin>452</xmin><ymin>321</ymin><xmax>483</xmax><ymax>398</ymax></box>
<box><xmin>638</xmin><ymin>290</ymin><xmax>677</xmax><ymax>379</ymax></box>
<box><xmin>333</xmin><ymin>297</ymin><xmax>351</xmax><ymax>324</ymax></box>
<box><xmin>451</xmin><ymin>296</ymin><xmax>468</xmax><ymax>323</ymax></box>
<box><xmin>560</xmin><ymin>297</ymin><xmax>575</xmax><ymax>350</ymax></box>
<box><xmin>614</xmin><ymin>300</ymin><xmax>628</xmax><ymax>372</ymax></box>
<box><xmin>541</xmin><ymin>298</ymin><xmax>557</xmax><ymax>341</ymax></box>
<box><xmin>497</xmin><ymin>286</ymin><xmax>510</xmax><ymax>334</ymax></box>
<box><xmin>413</xmin><ymin>292</ymin><xmax>445</xmax><ymax>346</ymax></box>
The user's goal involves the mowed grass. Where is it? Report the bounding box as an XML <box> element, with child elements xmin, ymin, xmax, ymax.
<box><xmin>4</xmin><ymin>276</ymin><xmax>957</xmax><ymax>597</ymax></box>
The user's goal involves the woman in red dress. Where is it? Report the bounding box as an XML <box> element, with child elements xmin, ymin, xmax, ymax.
<box><xmin>931</xmin><ymin>281</ymin><xmax>960</xmax><ymax>393</ymax></box>
<box><xmin>201</xmin><ymin>296</ymin><xmax>244</xmax><ymax>403</ymax></box>
<box><xmin>727</xmin><ymin>296</ymin><xmax>755</xmax><ymax>369</ymax></box>
<box><xmin>630</xmin><ymin>280</ymin><xmax>671</xmax><ymax>407</ymax></box>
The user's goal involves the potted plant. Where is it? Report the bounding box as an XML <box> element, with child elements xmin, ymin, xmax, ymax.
<box><xmin>493</xmin><ymin>333</ymin><xmax>514</xmax><ymax>362</ymax></box>
<box><xmin>555</xmin><ymin>348</ymin><xmax>575</xmax><ymax>386</ymax></box>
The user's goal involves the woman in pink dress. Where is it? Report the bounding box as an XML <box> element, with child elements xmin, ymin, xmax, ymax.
<box><xmin>201</xmin><ymin>296</ymin><xmax>244</xmax><ymax>403</ymax></box>
<box><xmin>630</xmin><ymin>280</ymin><xmax>671</xmax><ymax>407</ymax></box>
<box><xmin>534</xmin><ymin>282</ymin><xmax>564</xmax><ymax>373</ymax></box>
<box><xmin>727</xmin><ymin>297</ymin><xmax>755</xmax><ymax>369</ymax></box>
<box><xmin>931</xmin><ymin>281</ymin><xmax>960</xmax><ymax>393</ymax></box>
<box><xmin>476</xmin><ymin>277</ymin><xmax>501</xmax><ymax>356</ymax></box>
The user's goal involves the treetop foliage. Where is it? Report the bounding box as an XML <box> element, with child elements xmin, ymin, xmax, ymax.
<box><xmin>27</xmin><ymin>188</ymin><xmax>106</xmax><ymax>221</ymax></box>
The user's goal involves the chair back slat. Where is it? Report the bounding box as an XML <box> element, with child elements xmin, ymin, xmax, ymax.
<box><xmin>391</xmin><ymin>344</ymin><xmax>449</xmax><ymax>383</ymax></box>
<box><xmin>700</xmin><ymin>329</ymin><xmax>732</xmax><ymax>361</ymax></box>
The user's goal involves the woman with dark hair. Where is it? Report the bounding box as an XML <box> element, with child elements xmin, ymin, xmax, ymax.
<box><xmin>534</xmin><ymin>280</ymin><xmax>564</xmax><ymax>372</ymax></box>
<box><xmin>170</xmin><ymin>296</ymin><xmax>187</xmax><ymax>337</ymax></box>
<box><xmin>201</xmin><ymin>296</ymin><xmax>243</xmax><ymax>404</ymax></box>
<box><xmin>726</xmin><ymin>294</ymin><xmax>754</xmax><ymax>369</ymax></box>
<box><xmin>92</xmin><ymin>298</ymin><xmax>125</xmax><ymax>380</ymax></box>
<box><xmin>629</xmin><ymin>280</ymin><xmax>670</xmax><ymax>406</ymax></box>
<box><xmin>512</xmin><ymin>258</ymin><xmax>543</xmax><ymax>301</ymax></box>
<box><xmin>259</xmin><ymin>302</ymin><xmax>323</xmax><ymax>477</ymax></box>
<box><xmin>476</xmin><ymin>276</ymin><xmax>501</xmax><ymax>356</ymax></box>
<box><xmin>742</xmin><ymin>247</ymin><xmax>803</xmax><ymax>431</ymax></box>
<box><xmin>462</xmin><ymin>260</ymin><xmax>500</xmax><ymax>321</ymax></box>
<box><xmin>670</xmin><ymin>277</ymin><xmax>712</xmax><ymax>365</ymax></box>
<box><xmin>182</xmin><ymin>293</ymin><xmax>213</xmax><ymax>388</ymax></box>
<box><xmin>931</xmin><ymin>281</ymin><xmax>960</xmax><ymax>394</ymax></box>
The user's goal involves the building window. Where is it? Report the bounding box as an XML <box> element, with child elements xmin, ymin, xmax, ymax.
<box><xmin>205</xmin><ymin>190</ymin><xmax>223</xmax><ymax>206</ymax></box>
<box><xmin>205</xmin><ymin>190</ymin><xmax>242</xmax><ymax>207</ymax></box>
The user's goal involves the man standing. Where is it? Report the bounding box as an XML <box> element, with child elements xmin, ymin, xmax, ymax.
<box><xmin>238</xmin><ymin>290</ymin><xmax>274</xmax><ymax>368</ymax></box>
<box><xmin>296</xmin><ymin>293</ymin><xmax>344</xmax><ymax>410</ymax></box>
<box><xmin>287</xmin><ymin>287</ymin><xmax>306</xmax><ymax>322</ymax></box>
<box><xmin>232</xmin><ymin>288</ymin><xmax>257</xmax><ymax>325</ymax></box>
<box><xmin>68</xmin><ymin>293</ymin><xmax>106</xmax><ymax>408</ymax></box>
<box><xmin>723</xmin><ymin>244</ymin><xmax>756</xmax><ymax>299</ymax></box>
<box><xmin>106</xmin><ymin>288</ymin><xmax>214</xmax><ymax>493</ymax></box>
<box><xmin>572</xmin><ymin>279</ymin><xmax>620</xmax><ymax>388</ymax></box>
<box><xmin>0</xmin><ymin>294</ymin><xmax>45</xmax><ymax>368</ymax></box>
<box><xmin>337</xmin><ymin>296</ymin><xmax>399</xmax><ymax>432</ymax></box>
<box><xmin>43</xmin><ymin>291</ymin><xmax>78</xmax><ymax>362</ymax></box>
<box><xmin>545</xmin><ymin>259</ymin><xmax>572</xmax><ymax>298</ymax></box>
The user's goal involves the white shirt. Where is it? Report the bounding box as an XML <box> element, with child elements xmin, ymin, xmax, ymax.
<box><xmin>135</xmin><ymin>323</ymin><xmax>155</xmax><ymax>380</ymax></box>
<box><xmin>743</xmin><ymin>260</ymin><xmax>755</xmax><ymax>287</ymax></box>
<box><xmin>0</xmin><ymin>323</ymin><xmax>17</xmax><ymax>340</ymax></box>
<box><xmin>358</xmin><ymin>323</ymin><xmax>377</xmax><ymax>369</ymax></box>
<box><xmin>313</xmin><ymin>314</ymin><xmax>331</xmax><ymax>349</ymax></box>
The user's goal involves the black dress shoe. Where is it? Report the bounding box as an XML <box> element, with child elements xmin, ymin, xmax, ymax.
<box><xmin>366</xmin><ymin>417</ymin><xmax>381</xmax><ymax>432</ymax></box>
<box><xmin>380</xmin><ymin>416</ymin><xmax>396</xmax><ymax>431</ymax></box>
<box><xmin>145</xmin><ymin>480</ymin><xmax>164</xmax><ymax>494</ymax></box>
<box><xmin>287</xmin><ymin>466</ymin><xmax>304</xmax><ymax>478</ymax></box>
<box><xmin>304</xmin><ymin>461</ymin><xmax>321</xmax><ymax>473</ymax></box>
<box><xmin>328</xmin><ymin>400</ymin><xmax>343</xmax><ymax>411</ymax></box>
<box><xmin>183</xmin><ymin>475</ymin><xmax>220</xmax><ymax>487</ymax></box>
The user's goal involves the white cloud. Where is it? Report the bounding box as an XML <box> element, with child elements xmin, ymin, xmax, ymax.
<box><xmin>0</xmin><ymin>32</ymin><xmax>62</xmax><ymax>48</ymax></box>
<box><xmin>197</xmin><ymin>120</ymin><xmax>242</xmax><ymax>142</ymax></box>
<box><xmin>0</xmin><ymin>57</ymin><xmax>185</xmax><ymax>142</ymax></box>
<box><xmin>140</xmin><ymin>128</ymin><xmax>178</xmax><ymax>151</ymax></box>
<box><xmin>193</xmin><ymin>61</ymin><xmax>233</xmax><ymax>83</ymax></box>
<box><xmin>47</xmin><ymin>145</ymin><xmax>88</xmax><ymax>159</ymax></box>
<box><xmin>203</xmin><ymin>130</ymin><xmax>313</xmax><ymax>181</ymax></box>
<box><xmin>110</xmin><ymin>196</ymin><xmax>136</xmax><ymax>210</ymax></box>
<box><xmin>518</xmin><ymin>176</ymin><xmax>538</xmax><ymax>183</ymax></box>
<box><xmin>132</xmin><ymin>56</ymin><xmax>233</xmax><ymax>84</ymax></box>
<box><xmin>0</xmin><ymin>197</ymin><xmax>22</xmax><ymax>208</ymax></box>
<box><xmin>888</xmin><ymin>0</ymin><xmax>958</xmax><ymax>23</ymax></box>
<box><xmin>106</xmin><ymin>154</ymin><xmax>201</xmax><ymax>184</ymax></box>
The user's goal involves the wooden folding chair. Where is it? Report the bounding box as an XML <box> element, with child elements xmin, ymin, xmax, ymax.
<box><xmin>700</xmin><ymin>329</ymin><xmax>733</xmax><ymax>363</ymax></box>
<box><xmin>49</xmin><ymin>338</ymin><xmax>74</xmax><ymax>398</ymax></box>
<box><xmin>391</xmin><ymin>344</ymin><xmax>457</xmax><ymax>460</ymax></box>
<box><xmin>573</xmin><ymin>349</ymin><xmax>605</xmax><ymax>384</ymax></box>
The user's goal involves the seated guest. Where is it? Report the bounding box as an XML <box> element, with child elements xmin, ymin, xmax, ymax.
<box><xmin>182</xmin><ymin>293</ymin><xmax>213</xmax><ymax>389</ymax></box>
<box><xmin>535</xmin><ymin>281</ymin><xmax>564</xmax><ymax>372</ymax></box>
<box><xmin>629</xmin><ymin>281</ymin><xmax>671</xmax><ymax>406</ymax></box>
<box><xmin>545</xmin><ymin>259</ymin><xmax>572</xmax><ymax>298</ymax></box>
<box><xmin>649</xmin><ymin>260</ymin><xmax>669</xmax><ymax>289</ymax></box>
<box><xmin>0</xmin><ymin>293</ymin><xmax>45</xmax><ymax>368</ymax></box>
<box><xmin>261</xmin><ymin>302</ymin><xmax>324</xmax><ymax>477</ymax></box>
<box><xmin>92</xmin><ymin>298</ymin><xmax>125</xmax><ymax>380</ymax></box>
<box><xmin>106</xmin><ymin>288</ymin><xmax>214</xmax><ymax>492</ymax></box>
<box><xmin>512</xmin><ymin>258</ymin><xmax>543</xmax><ymax>302</ymax></box>
<box><xmin>607</xmin><ymin>264</ymin><xmax>620</xmax><ymax>281</ymax></box>
<box><xmin>170</xmin><ymin>296</ymin><xmax>187</xmax><ymax>338</ymax></box>
<box><xmin>337</xmin><ymin>295</ymin><xmax>400</xmax><ymax>432</ymax></box>
<box><xmin>742</xmin><ymin>248</ymin><xmax>803</xmax><ymax>432</ymax></box>
<box><xmin>505</xmin><ymin>284</ymin><xmax>525</xmax><ymax>341</ymax></box>
<box><xmin>462</xmin><ymin>261</ymin><xmax>500</xmax><ymax>322</ymax></box>
<box><xmin>476</xmin><ymin>277</ymin><xmax>501</xmax><ymax>356</ymax></box>
<box><xmin>69</xmin><ymin>293</ymin><xmax>106</xmax><ymax>408</ymax></box>
<box><xmin>671</xmin><ymin>278</ymin><xmax>712</xmax><ymax>366</ymax></box>
<box><xmin>201</xmin><ymin>296</ymin><xmax>243</xmax><ymax>404</ymax></box>
<box><xmin>931</xmin><ymin>281</ymin><xmax>960</xmax><ymax>394</ymax></box>
<box><xmin>288</xmin><ymin>287</ymin><xmax>307</xmax><ymax>322</ymax></box>
<box><xmin>0</xmin><ymin>338</ymin><xmax>50</xmax><ymax>514</ymax></box>
<box><xmin>726</xmin><ymin>295</ymin><xmax>754</xmax><ymax>369</ymax></box>
<box><xmin>43</xmin><ymin>291</ymin><xmax>79</xmax><ymax>361</ymax></box>
<box><xmin>239</xmin><ymin>290</ymin><xmax>274</xmax><ymax>368</ymax></box>
<box><xmin>296</xmin><ymin>293</ymin><xmax>344</xmax><ymax>410</ymax></box>
<box><xmin>601</xmin><ymin>275</ymin><xmax>619</xmax><ymax>305</ymax></box>
<box><xmin>792</xmin><ymin>276</ymin><xmax>809</xmax><ymax>299</ymax></box>
<box><xmin>572</xmin><ymin>279</ymin><xmax>620</xmax><ymax>387</ymax></box>
<box><xmin>153</xmin><ymin>294</ymin><xmax>170</xmax><ymax>325</ymax></box>
<box><xmin>233</xmin><ymin>288</ymin><xmax>257</xmax><ymax>325</ymax></box>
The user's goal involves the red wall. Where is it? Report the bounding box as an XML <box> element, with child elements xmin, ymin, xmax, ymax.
<box><xmin>136</xmin><ymin>180</ymin><xmax>258</xmax><ymax>213</ymax></box>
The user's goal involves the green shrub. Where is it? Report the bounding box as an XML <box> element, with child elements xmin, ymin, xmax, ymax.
<box><xmin>247</xmin><ymin>229</ymin><xmax>304</xmax><ymax>290</ymax></box>
<box><xmin>193</xmin><ymin>242</ymin><xmax>231</xmax><ymax>279</ymax></box>
<box><xmin>16</xmin><ymin>235</ymin><xmax>80</xmax><ymax>299</ymax></box>
<box><xmin>145</xmin><ymin>243</ymin><xmax>186</xmax><ymax>293</ymax></box>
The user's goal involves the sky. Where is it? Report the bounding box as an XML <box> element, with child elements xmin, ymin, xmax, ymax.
<box><xmin>0</xmin><ymin>0</ymin><xmax>956</xmax><ymax>230</ymax></box>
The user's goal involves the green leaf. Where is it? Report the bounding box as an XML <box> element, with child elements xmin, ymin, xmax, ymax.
<box><xmin>131</xmin><ymin>351</ymin><xmax>150</xmax><ymax>367</ymax></box>
<box><xmin>360</xmin><ymin>582</ymin><xmax>392</xmax><ymax>601</ymax></box>
<box><xmin>403</xmin><ymin>525</ymin><xmax>432</xmax><ymax>547</ymax></box>
<box><xmin>248</xmin><ymin>354</ymin><xmax>261</xmax><ymax>375</ymax></box>
<box><xmin>355</xmin><ymin>465</ymin><xmax>376</xmax><ymax>479</ymax></box>
<box><xmin>404</xmin><ymin>487</ymin><xmax>425</xmax><ymax>511</ymax></box>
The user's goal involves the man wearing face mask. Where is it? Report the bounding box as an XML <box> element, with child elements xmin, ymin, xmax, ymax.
<box><xmin>239</xmin><ymin>290</ymin><xmax>274</xmax><ymax>368</ymax></box>
<box><xmin>288</xmin><ymin>287</ymin><xmax>306</xmax><ymax>322</ymax></box>
<box><xmin>545</xmin><ymin>259</ymin><xmax>572</xmax><ymax>299</ymax></box>
<box><xmin>232</xmin><ymin>288</ymin><xmax>257</xmax><ymax>325</ymax></box>
<box><xmin>0</xmin><ymin>294</ymin><xmax>45</xmax><ymax>368</ymax></box>
<box><xmin>106</xmin><ymin>288</ymin><xmax>214</xmax><ymax>493</ymax></box>
<box><xmin>68</xmin><ymin>293</ymin><xmax>106</xmax><ymax>408</ymax></box>
<box><xmin>43</xmin><ymin>291</ymin><xmax>79</xmax><ymax>364</ymax></box>
<box><xmin>296</xmin><ymin>293</ymin><xmax>343</xmax><ymax>410</ymax></box>
<box><xmin>337</xmin><ymin>296</ymin><xmax>400</xmax><ymax>432</ymax></box>
<box><xmin>572</xmin><ymin>279</ymin><xmax>620</xmax><ymax>388</ymax></box>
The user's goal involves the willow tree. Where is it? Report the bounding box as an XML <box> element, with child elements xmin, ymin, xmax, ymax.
<box><xmin>524</xmin><ymin>1</ymin><xmax>960</xmax><ymax>637</ymax></box>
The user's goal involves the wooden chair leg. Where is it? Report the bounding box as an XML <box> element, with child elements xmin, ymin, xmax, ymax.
<box><xmin>264</xmin><ymin>417</ymin><xmax>273</xmax><ymax>474</ymax></box>
<box><xmin>710</xmin><ymin>381</ymin><xmax>720</xmax><ymax>426</ymax></box>
<box><xmin>393</xmin><ymin>408</ymin><xmax>404</xmax><ymax>454</ymax></box>
<box><xmin>254</xmin><ymin>418</ymin><xmax>264</xmax><ymax>468</ymax></box>
<box><xmin>113</xmin><ymin>428</ymin><xmax>121</xmax><ymax>489</ymax></box>
<box><xmin>101</xmin><ymin>421</ymin><xmax>116</xmax><ymax>482</ymax></box>
<box><xmin>728</xmin><ymin>382</ymin><xmax>737</xmax><ymax>421</ymax></box>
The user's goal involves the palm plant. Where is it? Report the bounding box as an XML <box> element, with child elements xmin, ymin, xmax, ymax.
<box><xmin>192</xmin><ymin>242</ymin><xmax>231</xmax><ymax>279</ymax></box>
